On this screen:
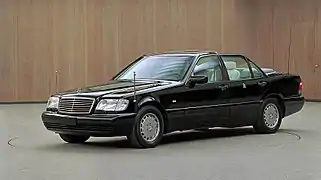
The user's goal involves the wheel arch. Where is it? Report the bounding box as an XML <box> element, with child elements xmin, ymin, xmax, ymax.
<box><xmin>263</xmin><ymin>93</ymin><xmax>285</xmax><ymax>117</ymax></box>
<box><xmin>137</xmin><ymin>96</ymin><xmax>169</xmax><ymax>132</ymax></box>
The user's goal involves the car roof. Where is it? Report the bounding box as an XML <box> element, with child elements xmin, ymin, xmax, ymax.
<box><xmin>144</xmin><ymin>51</ymin><xmax>245</xmax><ymax>57</ymax></box>
<box><xmin>145</xmin><ymin>50</ymin><xmax>218</xmax><ymax>57</ymax></box>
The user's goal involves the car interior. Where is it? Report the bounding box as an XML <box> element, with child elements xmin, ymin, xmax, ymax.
<box><xmin>224</xmin><ymin>61</ymin><xmax>252</xmax><ymax>80</ymax></box>
<box><xmin>193</xmin><ymin>56</ymin><xmax>264</xmax><ymax>82</ymax></box>
<box><xmin>193</xmin><ymin>56</ymin><xmax>223</xmax><ymax>83</ymax></box>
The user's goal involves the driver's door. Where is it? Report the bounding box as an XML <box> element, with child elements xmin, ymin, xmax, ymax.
<box><xmin>183</xmin><ymin>55</ymin><xmax>231</xmax><ymax>129</ymax></box>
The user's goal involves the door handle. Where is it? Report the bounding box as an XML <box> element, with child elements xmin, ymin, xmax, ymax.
<box><xmin>258</xmin><ymin>81</ymin><xmax>267</xmax><ymax>87</ymax></box>
<box><xmin>218</xmin><ymin>84</ymin><xmax>229</xmax><ymax>91</ymax></box>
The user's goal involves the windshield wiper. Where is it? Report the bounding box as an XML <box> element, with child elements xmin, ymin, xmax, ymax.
<box><xmin>136</xmin><ymin>78</ymin><xmax>165</xmax><ymax>83</ymax></box>
<box><xmin>118</xmin><ymin>78</ymin><xmax>174</xmax><ymax>83</ymax></box>
<box><xmin>116</xmin><ymin>79</ymin><xmax>134</xmax><ymax>82</ymax></box>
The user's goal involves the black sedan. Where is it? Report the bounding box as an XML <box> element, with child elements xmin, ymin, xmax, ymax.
<box><xmin>42</xmin><ymin>51</ymin><xmax>305</xmax><ymax>148</ymax></box>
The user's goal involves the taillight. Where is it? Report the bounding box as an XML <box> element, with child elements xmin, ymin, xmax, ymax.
<box><xmin>298</xmin><ymin>82</ymin><xmax>303</xmax><ymax>95</ymax></box>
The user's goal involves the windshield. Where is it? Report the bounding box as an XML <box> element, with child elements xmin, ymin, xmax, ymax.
<box><xmin>114</xmin><ymin>55</ymin><xmax>194</xmax><ymax>81</ymax></box>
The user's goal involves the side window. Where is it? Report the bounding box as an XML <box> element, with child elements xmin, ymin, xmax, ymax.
<box><xmin>221</xmin><ymin>55</ymin><xmax>252</xmax><ymax>81</ymax></box>
<box><xmin>192</xmin><ymin>55</ymin><xmax>223</xmax><ymax>83</ymax></box>
<box><xmin>249</xmin><ymin>61</ymin><xmax>264</xmax><ymax>78</ymax></box>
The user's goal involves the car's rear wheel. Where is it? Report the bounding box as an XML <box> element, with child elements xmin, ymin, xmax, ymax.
<box><xmin>254</xmin><ymin>98</ymin><xmax>283</xmax><ymax>134</ymax></box>
<box><xmin>59</xmin><ymin>134</ymin><xmax>90</xmax><ymax>144</ymax></box>
<box><xmin>127</xmin><ymin>105</ymin><xmax>164</xmax><ymax>148</ymax></box>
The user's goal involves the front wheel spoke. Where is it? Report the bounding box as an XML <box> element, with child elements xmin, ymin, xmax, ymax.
<box><xmin>139</xmin><ymin>113</ymin><xmax>160</xmax><ymax>142</ymax></box>
<box><xmin>152</xmin><ymin>129</ymin><xmax>157</xmax><ymax>137</ymax></box>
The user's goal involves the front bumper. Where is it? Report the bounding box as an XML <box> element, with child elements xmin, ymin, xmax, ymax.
<box><xmin>41</xmin><ymin>112</ymin><xmax>136</xmax><ymax>137</ymax></box>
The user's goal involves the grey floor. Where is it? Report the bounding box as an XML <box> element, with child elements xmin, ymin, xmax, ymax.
<box><xmin>1</xmin><ymin>102</ymin><xmax>321</xmax><ymax>180</ymax></box>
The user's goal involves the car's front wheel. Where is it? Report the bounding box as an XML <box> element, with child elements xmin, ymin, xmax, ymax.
<box><xmin>59</xmin><ymin>134</ymin><xmax>90</xmax><ymax>144</ymax></box>
<box><xmin>127</xmin><ymin>105</ymin><xmax>164</xmax><ymax>148</ymax></box>
<box><xmin>254</xmin><ymin>98</ymin><xmax>283</xmax><ymax>134</ymax></box>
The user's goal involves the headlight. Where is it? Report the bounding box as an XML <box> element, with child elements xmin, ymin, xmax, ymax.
<box><xmin>47</xmin><ymin>96</ymin><xmax>59</xmax><ymax>109</ymax></box>
<box><xmin>96</xmin><ymin>99</ymin><xmax>129</xmax><ymax>112</ymax></box>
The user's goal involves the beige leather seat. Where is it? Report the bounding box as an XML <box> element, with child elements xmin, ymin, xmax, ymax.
<box><xmin>224</xmin><ymin>61</ymin><xmax>240</xmax><ymax>80</ymax></box>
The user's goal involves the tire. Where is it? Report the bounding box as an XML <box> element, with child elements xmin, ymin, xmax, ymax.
<box><xmin>253</xmin><ymin>98</ymin><xmax>283</xmax><ymax>134</ymax></box>
<box><xmin>127</xmin><ymin>105</ymin><xmax>164</xmax><ymax>148</ymax></box>
<box><xmin>59</xmin><ymin>134</ymin><xmax>90</xmax><ymax>144</ymax></box>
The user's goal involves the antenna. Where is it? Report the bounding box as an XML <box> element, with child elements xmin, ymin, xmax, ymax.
<box><xmin>55</xmin><ymin>70</ymin><xmax>58</xmax><ymax>93</ymax></box>
<box><xmin>133</xmin><ymin>72</ymin><xmax>136</xmax><ymax>103</ymax></box>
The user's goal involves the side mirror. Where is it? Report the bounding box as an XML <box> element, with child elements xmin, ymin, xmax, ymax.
<box><xmin>187</xmin><ymin>75</ymin><xmax>208</xmax><ymax>87</ymax></box>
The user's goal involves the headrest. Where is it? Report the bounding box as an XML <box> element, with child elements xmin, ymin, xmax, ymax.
<box><xmin>224</xmin><ymin>61</ymin><xmax>237</xmax><ymax>70</ymax></box>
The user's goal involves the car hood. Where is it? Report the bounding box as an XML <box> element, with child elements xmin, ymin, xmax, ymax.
<box><xmin>56</xmin><ymin>80</ymin><xmax>174</xmax><ymax>98</ymax></box>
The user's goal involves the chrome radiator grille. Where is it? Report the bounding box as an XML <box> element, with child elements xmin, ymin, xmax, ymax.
<box><xmin>58</xmin><ymin>97</ymin><xmax>95</xmax><ymax>115</ymax></box>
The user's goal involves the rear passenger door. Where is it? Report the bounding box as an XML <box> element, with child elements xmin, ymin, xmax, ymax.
<box><xmin>221</xmin><ymin>55</ymin><xmax>269</xmax><ymax>126</ymax></box>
